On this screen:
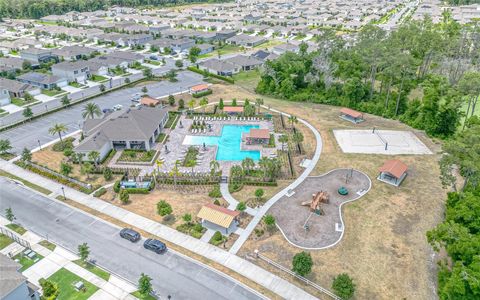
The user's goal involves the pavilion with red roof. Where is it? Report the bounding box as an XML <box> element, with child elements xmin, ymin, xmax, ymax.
<box><xmin>377</xmin><ymin>159</ymin><xmax>408</xmax><ymax>186</ymax></box>
<box><xmin>339</xmin><ymin>107</ymin><xmax>364</xmax><ymax>124</ymax></box>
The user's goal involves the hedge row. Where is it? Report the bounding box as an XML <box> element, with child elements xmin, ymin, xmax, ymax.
<box><xmin>187</xmin><ymin>66</ymin><xmax>234</xmax><ymax>84</ymax></box>
<box><xmin>192</xmin><ymin>89</ymin><xmax>213</xmax><ymax>98</ymax></box>
<box><xmin>20</xmin><ymin>162</ymin><xmax>93</xmax><ymax>194</ymax></box>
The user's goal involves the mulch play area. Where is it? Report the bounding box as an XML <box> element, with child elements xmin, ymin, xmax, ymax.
<box><xmin>269</xmin><ymin>169</ymin><xmax>371</xmax><ymax>249</ymax></box>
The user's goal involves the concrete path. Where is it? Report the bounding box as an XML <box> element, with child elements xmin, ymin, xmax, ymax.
<box><xmin>200</xmin><ymin>228</ymin><xmax>216</xmax><ymax>243</ymax></box>
<box><xmin>0</xmin><ymin>160</ymin><xmax>317</xmax><ymax>300</ymax></box>
<box><xmin>228</xmin><ymin>106</ymin><xmax>323</xmax><ymax>254</ymax></box>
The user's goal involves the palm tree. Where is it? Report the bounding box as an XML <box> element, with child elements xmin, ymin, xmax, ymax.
<box><xmin>88</xmin><ymin>151</ymin><xmax>100</xmax><ymax>166</ymax></box>
<box><xmin>292</xmin><ymin>132</ymin><xmax>304</xmax><ymax>154</ymax></box>
<box><xmin>278</xmin><ymin>135</ymin><xmax>289</xmax><ymax>151</ymax></box>
<box><xmin>188</xmin><ymin>99</ymin><xmax>196</xmax><ymax>113</ymax></box>
<box><xmin>82</xmin><ymin>102</ymin><xmax>101</xmax><ymax>119</ymax></box>
<box><xmin>255</xmin><ymin>98</ymin><xmax>264</xmax><ymax>114</ymax></box>
<box><xmin>155</xmin><ymin>159</ymin><xmax>164</xmax><ymax>174</ymax></box>
<box><xmin>241</xmin><ymin>157</ymin><xmax>255</xmax><ymax>174</ymax></box>
<box><xmin>199</xmin><ymin>97</ymin><xmax>208</xmax><ymax>114</ymax></box>
<box><xmin>288</xmin><ymin>115</ymin><xmax>298</xmax><ymax>129</ymax></box>
<box><xmin>230</xmin><ymin>165</ymin><xmax>244</xmax><ymax>182</ymax></box>
<box><xmin>258</xmin><ymin>157</ymin><xmax>270</xmax><ymax>181</ymax></box>
<box><xmin>48</xmin><ymin>123</ymin><xmax>67</xmax><ymax>143</ymax></box>
<box><xmin>210</xmin><ymin>160</ymin><xmax>220</xmax><ymax>176</ymax></box>
<box><xmin>169</xmin><ymin>160</ymin><xmax>181</xmax><ymax>187</ymax></box>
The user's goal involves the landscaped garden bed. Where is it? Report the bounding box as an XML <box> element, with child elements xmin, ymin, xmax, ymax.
<box><xmin>13</xmin><ymin>252</ymin><xmax>44</xmax><ymax>271</ymax></box>
<box><xmin>47</xmin><ymin>268</ymin><xmax>98</xmax><ymax>300</ymax></box>
<box><xmin>73</xmin><ymin>260</ymin><xmax>110</xmax><ymax>281</ymax></box>
<box><xmin>118</xmin><ymin>149</ymin><xmax>156</xmax><ymax>163</ymax></box>
<box><xmin>6</xmin><ymin>223</ymin><xmax>27</xmax><ymax>235</ymax></box>
<box><xmin>0</xmin><ymin>233</ymin><xmax>13</xmax><ymax>250</ymax></box>
<box><xmin>41</xmin><ymin>89</ymin><xmax>65</xmax><ymax>97</ymax></box>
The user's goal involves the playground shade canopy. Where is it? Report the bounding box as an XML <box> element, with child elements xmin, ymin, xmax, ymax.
<box><xmin>197</xmin><ymin>203</ymin><xmax>240</xmax><ymax>228</ymax></box>
<box><xmin>378</xmin><ymin>159</ymin><xmax>408</xmax><ymax>179</ymax></box>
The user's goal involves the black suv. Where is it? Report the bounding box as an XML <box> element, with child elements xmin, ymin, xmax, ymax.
<box><xmin>143</xmin><ymin>239</ymin><xmax>167</xmax><ymax>254</ymax></box>
<box><xmin>119</xmin><ymin>228</ymin><xmax>141</xmax><ymax>242</ymax></box>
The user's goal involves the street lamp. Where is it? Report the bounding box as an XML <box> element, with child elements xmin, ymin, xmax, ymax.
<box><xmin>45</xmin><ymin>104</ymin><xmax>48</xmax><ymax>111</ymax></box>
<box><xmin>37</xmin><ymin>139</ymin><xmax>41</xmax><ymax>150</ymax></box>
<box><xmin>61</xmin><ymin>186</ymin><xmax>66</xmax><ymax>201</ymax></box>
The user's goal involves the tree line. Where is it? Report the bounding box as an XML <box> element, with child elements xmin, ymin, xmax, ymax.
<box><xmin>0</xmin><ymin>0</ymin><xmax>230</xmax><ymax>19</ymax></box>
<box><xmin>256</xmin><ymin>14</ymin><xmax>479</xmax><ymax>139</ymax></box>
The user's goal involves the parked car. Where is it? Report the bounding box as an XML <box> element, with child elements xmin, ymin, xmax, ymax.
<box><xmin>102</xmin><ymin>108</ymin><xmax>113</xmax><ymax>114</ymax></box>
<box><xmin>149</xmin><ymin>55</ymin><xmax>158</xmax><ymax>60</ymax></box>
<box><xmin>113</xmin><ymin>104</ymin><xmax>123</xmax><ymax>111</ymax></box>
<box><xmin>143</xmin><ymin>238</ymin><xmax>167</xmax><ymax>254</ymax></box>
<box><xmin>119</xmin><ymin>228</ymin><xmax>141</xmax><ymax>242</ymax></box>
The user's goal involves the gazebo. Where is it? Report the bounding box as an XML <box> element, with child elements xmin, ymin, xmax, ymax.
<box><xmin>340</xmin><ymin>108</ymin><xmax>364</xmax><ymax>124</ymax></box>
<box><xmin>223</xmin><ymin>106</ymin><xmax>244</xmax><ymax>115</ymax></box>
<box><xmin>245</xmin><ymin>128</ymin><xmax>270</xmax><ymax>145</ymax></box>
<box><xmin>377</xmin><ymin>159</ymin><xmax>408</xmax><ymax>187</ymax></box>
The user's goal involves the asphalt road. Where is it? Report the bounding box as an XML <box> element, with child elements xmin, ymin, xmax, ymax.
<box><xmin>0</xmin><ymin>177</ymin><xmax>264</xmax><ymax>300</ymax></box>
<box><xmin>0</xmin><ymin>71</ymin><xmax>204</xmax><ymax>153</ymax></box>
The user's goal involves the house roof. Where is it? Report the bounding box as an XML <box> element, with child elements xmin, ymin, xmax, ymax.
<box><xmin>340</xmin><ymin>107</ymin><xmax>363</xmax><ymax>119</ymax></box>
<box><xmin>52</xmin><ymin>45</ymin><xmax>95</xmax><ymax>58</ymax></box>
<box><xmin>0</xmin><ymin>78</ymin><xmax>36</xmax><ymax>93</ymax></box>
<box><xmin>224</xmin><ymin>55</ymin><xmax>263</xmax><ymax>67</ymax></box>
<box><xmin>79</xmin><ymin>106</ymin><xmax>168</xmax><ymax>142</ymax></box>
<box><xmin>200</xmin><ymin>58</ymin><xmax>237</xmax><ymax>72</ymax></box>
<box><xmin>247</xmin><ymin>128</ymin><xmax>270</xmax><ymax>139</ymax></box>
<box><xmin>52</xmin><ymin>60</ymin><xmax>89</xmax><ymax>72</ymax></box>
<box><xmin>197</xmin><ymin>203</ymin><xmax>239</xmax><ymax>228</ymax></box>
<box><xmin>140</xmin><ymin>96</ymin><xmax>160</xmax><ymax>106</ymax></box>
<box><xmin>190</xmin><ymin>84</ymin><xmax>209</xmax><ymax>92</ymax></box>
<box><xmin>0</xmin><ymin>254</ymin><xmax>26</xmax><ymax>298</ymax></box>
<box><xmin>223</xmin><ymin>106</ymin><xmax>243</xmax><ymax>113</ymax></box>
<box><xmin>379</xmin><ymin>160</ymin><xmax>408</xmax><ymax>179</ymax></box>
<box><xmin>17</xmin><ymin>72</ymin><xmax>65</xmax><ymax>85</ymax></box>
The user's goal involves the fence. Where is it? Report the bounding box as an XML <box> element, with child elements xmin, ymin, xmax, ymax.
<box><xmin>0</xmin><ymin>226</ymin><xmax>31</xmax><ymax>249</ymax></box>
<box><xmin>256</xmin><ymin>252</ymin><xmax>342</xmax><ymax>300</ymax></box>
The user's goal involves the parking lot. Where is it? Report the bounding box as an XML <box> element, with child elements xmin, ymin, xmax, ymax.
<box><xmin>0</xmin><ymin>71</ymin><xmax>204</xmax><ymax>153</ymax></box>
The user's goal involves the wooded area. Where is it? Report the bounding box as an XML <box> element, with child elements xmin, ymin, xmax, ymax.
<box><xmin>256</xmin><ymin>15</ymin><xmax>479</xmax><ymax>139</ymax></box>
<box><xmin>0</xmin><ymin>0</ymin><xmax>229</xmax><ymax>19</ymax></box>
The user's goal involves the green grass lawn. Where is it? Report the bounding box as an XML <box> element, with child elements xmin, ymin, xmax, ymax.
<box><xmin>164</xmin><ymin>112</ymin><xmax>179</xmax><ymax>129</ymax></box>
<box><xmin>73</xmin><ymin>260</ymin><xmax>110</xmax><ymax>281</ymax></box>
<box><xmin>232</xmin><ymin>70</ymin><xmax>261</xmax><ymax>91</ymax></box>
<box><xmin>0</xmin><ymin>152</ymin><xmax>15</xmax><ymax>160</ymax></box>
<box><xmin>90</xmin><ymin>75</ymin><xmax>108</xmax><ymax>83</ymax></box>
<box><xmin>155</xmin><ymin>133</ymin><xmax>167</xmax><ymax>143</ymax></box>
<box><xmin>39</xmin><ymin>240</ymin><xmax>56</xmax><ymax>251</ymax></box>
<box><xmin>0</xmin><ymin>233</ymin><xmax>14</xmax><ymax>250</ymax></box>
<box><xmin>11</xmin><ymin>97</ymin><xmax>38</xmax><ymax>107</ymax></box>
<box><xmin>69</xmin><ymin>82</ymin><xmax>85</xmax><ymax>88</ymax></box>
<box><xmin>0</xmin><ymin>170</ymin><xmax>52</xmax><ymax>195</ymax></box>
<box><xmin>13</xmin><ymin>252</ymin><xmax>44</xmax><ymax>271</ymax></box>
<box><xmin>41</xmin><ymin>89</ymin><xmax>64</xmax><ymax>97</ymax></box>
<box><xmin>254</xmin><ymin>39</ymin><xmax>284</xmax><ymax>50</ymax></box>
<box><xmin>118</xmin><ymin>150</ymin><xmax>156</xmax><ymax>162</ymax></box>
<box><xmin>111</xmin><ymin>68</ymin><xmax>128</xmax><ymax>76</ymax></box>
<box><xmin>6</xmin><ymin>223</ymin><xmax>27</xmax><ymax>235</ymax></box>
<box><xmin>145</xmin><ymin>59</ymin><xmax>161</xmax><ymax>66</ymax></box>
<box><xmin>131</xmin><ymin>291</ymin><xmax>157</xmax><ymax>300</ymax></box>
<box><xmin>48</xmin><ymin>268</ymin><xmax>99</xmax><ymax>300</ymax></box>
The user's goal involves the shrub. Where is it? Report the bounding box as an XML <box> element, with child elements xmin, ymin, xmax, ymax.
<box><xmin>213</xmin><ymin>199</ymin><xmax>221</xmax><ymax>205</ymax></box>
<box><xmin>125</xmin><ymin>188</ymin><xmax>149</xmax><ymax>194</ymax></box>
<box><xmin>103</xmin><ymin>168</ymin><xmax>112</xmax><ymax>181</ymax></box>
<box><xmin>236</xmin><ymin>201</ymin><xmax>246</xmax><ymax>212</ymax></box>
<box><xmin>119</xmin><ymin>189</ymin><xmax>129</xmax><ymax>204</ymax></box>
<box><xmin>52</xmin><ymin>137</ymin><xmax>74</xmax><ymax>152</ymax></box>
<box><xmin>209</xmin><ymin>185</ymin><xmax>222</xmax><ymax>198</ymax></box>
<box><xmin>163</xmin><ymin>214</ymin><xmax>174</xmax><ymax>223</ymax></box>
<box><xmin>332</xmin><ymin>273</ymin><xmax>355</xmax><ymax>300</ymax></box>
<box><xmin>113</xmin><ymin>180</ymin><xmax>121</xmax><ymax>193</ymax></box>
<box><xmin>254</xmin><ymin>228</ymin><xmax>264</xmax><ymax>237</ymax></box>
<box><xmin>263</xmin><ymin>214</ymin><xmax>276</xmax><ymax>228</ymax></box>
<box><xmin>292</xmin><ymin>251</ymin><xmax>313</xmax><ymax>276</ymax></box>
<box><xmin>255</xmin><ymin>188</ymin><xmax>264</xmax><ymax>200</ymax></box>
<box><xmin>157</xmin><ymin>200</ymin><xmax>172</xmax><ymax>216</ymax></box>
<box><xmin>192</xmin><ymin>89</ymin><xmax>212</xmax><ymax>98</ymax></box>
<box><xmin>210</xmin><ymin>231</ymin><xmax>225</xmax><ymax>246</ymax></box>
<box><xmin>93</xmin><ymin>188</ymin><xmax>106</xmax><ymax>197</ymax></box>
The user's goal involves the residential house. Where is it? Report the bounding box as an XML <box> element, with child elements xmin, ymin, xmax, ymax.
<box><xmin>170</xmin><ymin>38</ymin><xmax>196</xmax><ymax>53</ymax></box>
<box><xmin>84</xmin><ymin>61</ymin><xmax>109</xmax><ymax>76</ymax></box>
<box><xmin>149</xmin><ymin>24</ymin><xmax>171</xmax><ymax>35</ymax></box>
<box><xmin>107</xmin><ymin>51</ymin><xmax>144</xmax><ymax>64</ymax></box>
<box><xmin>225</xmin><ymin>55</ymin><xmax>263</xmax><ymax>71</ymax></box>
<box><xmin>52</xmin><ymin>46</ymin><xmax>96</xmax><ymax>61</ymax></box>
<box><xmin>0</xmin><ymin>254</ymin><xmax>40</xmax><ymax>300</ymax></box>
<box><xmin>0</xmin><ymin>78</ymin><xmax>41</xmax><ymax>98</ymax></box>
<box><xmin>0</xmin><ymin>88</ymin><xmax>10</xmax><ymax>106</ymax></box>
<box><xmin>196</xmin><ymin>43</ymin><xmax>215</xmax><ymax>55</ymax></box>
<box><xmin>51</xmin><ymin>61</ymin><xmax>90</xmax><ymax>83</ymax></box>
<box><xmin>199</xmin><ymin>58</ymin><xmax>239</xmax><ymax>76</ymax></box>
<box><xmin>0</xmin><ymin>57</ymin><xmax>26</xmax><ymax>71</ymax></box>
<box><xmin>251</xmin><ymin>50</ymin><xmax>278</xmax><ymax>61</ymax></box>
<box><xmin>19</xmin><ymin>47</ymin><xmax>56</xmax><ymax>65</ymax></box>
<box><xmin>17</xmin><ymin>72</ymin><xmax>68</xmax><ymax>90</ymax></box>
<box><xmin>226</xmin><ymin>34</ymin><xmax>266</xmax><ymax>48</ymax></box>
<box><xmin>215</xmin><ymin>30</ymin><xmax>236</xmax><ymax>41</ymax></box>
<box><xmin>74</xmin><ymin>106</ymin><xmax>169</xmax><ymax>160</ymax></box>
<box><xmin>272</xmin><ymin>43</ymin><xmax>300</xmax><ymax>55</ymax></box>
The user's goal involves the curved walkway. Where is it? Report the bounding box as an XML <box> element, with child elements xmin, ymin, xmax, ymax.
<box><xmin>271</xmin><ymin>169</ymin><xmax>372</xmax><ymax>250</ymax></box>
<box><xmin>228</xmin><ymin>105</ymin><xmax>323</xmax><ymax>254</ymax></box>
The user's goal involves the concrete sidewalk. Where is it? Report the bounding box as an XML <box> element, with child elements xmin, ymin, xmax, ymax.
<box><xmin>0</xmin><ymin>160</ymin><xmax>318</xmax><ymax>300</ymax></box>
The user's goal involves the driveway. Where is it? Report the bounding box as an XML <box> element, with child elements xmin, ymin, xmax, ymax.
<box><xmin>0</xmin><ymin>177</ymin><xmax>264</xmax><ymax>300</ymax></box>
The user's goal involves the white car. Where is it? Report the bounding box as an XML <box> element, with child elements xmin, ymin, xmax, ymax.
<box><xmin>113</xmin><ymin>104</ymin><xmax>123</xmax><ymax>111</ymax></box>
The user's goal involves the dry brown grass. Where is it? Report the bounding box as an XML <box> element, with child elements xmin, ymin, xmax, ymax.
<box><xmin>232</xmin><ymin>180</ymin><xmax>291</xmax><ymax>208</ymax></box>
<box><xmin>31</xmin><ymin>146</ymin><xmax>120</xmax><ymax>187</ymax></box>
<box><xmin>210</xmin><ymin>83</ymin><xmax>445</xmax><ymax>300</ymax></box>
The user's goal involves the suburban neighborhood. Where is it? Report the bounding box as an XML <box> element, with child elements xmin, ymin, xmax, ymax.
<box><xmin>0</xmin><ymin>0</ymin><xmax>479</xmax><ymax>300</ymax></box>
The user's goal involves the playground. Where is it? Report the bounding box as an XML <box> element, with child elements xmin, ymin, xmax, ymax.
<box><xmin>269</xmin><ymin>169</ymin><xmax>371</xmax><ymax>249</ymax></box>
<box><xmin>333</xmin><ymin>129</ymin><xmax>432</xmax><ymax>155</ymax></box>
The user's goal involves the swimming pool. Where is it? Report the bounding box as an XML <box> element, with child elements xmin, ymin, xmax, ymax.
<box><xmin>183</xmin><ymin>125</ymin><xmax>261</xmax><ymax>161</ymax></box>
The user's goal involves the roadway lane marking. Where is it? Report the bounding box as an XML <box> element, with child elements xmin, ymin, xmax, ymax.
<box><xmin>87</xmin><ymin>219</ymin><xmax>97</xmax><ymax>227</ymax></box>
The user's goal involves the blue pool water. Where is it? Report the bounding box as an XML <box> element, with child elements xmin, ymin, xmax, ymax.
<box><xmin>183</xmin><ymin>125</ymin><xmax>261</xmax><ymax>161</ymax></box>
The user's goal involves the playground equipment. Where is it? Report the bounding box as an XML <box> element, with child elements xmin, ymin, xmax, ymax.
<box><xmin>301</xmin><ymin>191</ymin><xmax>329</xmax><ymax>215</ymax></box>
<box><xmin>338</xmin><ymin>186</ymin><xmax>348</xmax><ymax>195</ymax></box>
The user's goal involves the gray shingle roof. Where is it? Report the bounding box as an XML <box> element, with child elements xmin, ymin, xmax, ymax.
<box><xmin>200</xmin><ymin>58</ymin><xmax>237</xmax><ymax>72</ymax></box>
<box><xmin>17</xmin><ymin>72</ymin><xmax>64</xmax><ymax>85</ymax></box>
<box><xmin>0</xmin><ymin>254</ymin><xmax>26</xmax><ymax>298</ymax></box>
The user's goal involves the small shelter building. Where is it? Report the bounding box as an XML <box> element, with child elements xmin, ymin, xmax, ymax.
<box><xmin>377</xmin><ymin>159</ymin><xmax>408</xmax><ymax>186</ymax></box>
<box><xmin>197</xmin><ymin>203</ymin><xmax>239</xmax><ymax>234</ymax></box>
